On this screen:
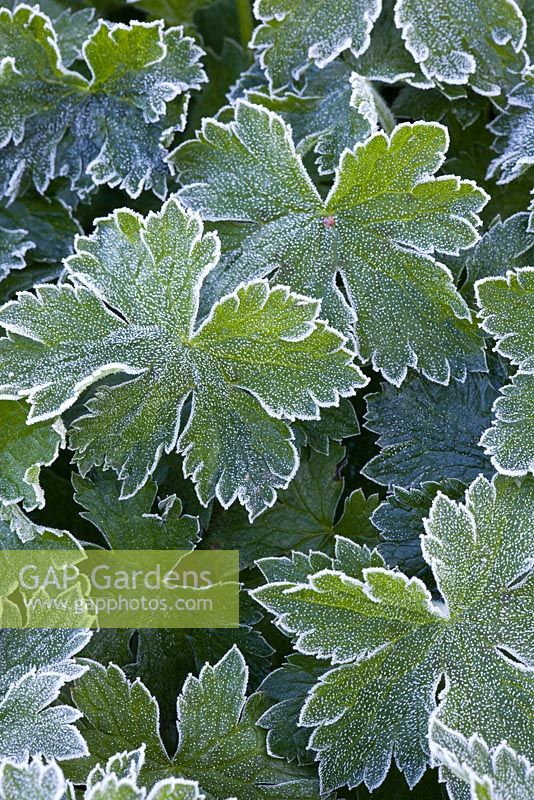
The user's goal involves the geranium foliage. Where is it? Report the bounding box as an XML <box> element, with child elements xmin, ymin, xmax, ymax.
<box><xmin>0</xmin><ymin>0</ymin><xmax>532</xmax><ymax>799</ymax></box>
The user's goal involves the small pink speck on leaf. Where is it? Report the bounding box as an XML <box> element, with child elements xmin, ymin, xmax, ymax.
<box><xmin>323</xmin><ymin>215</ymin><xmax>336</xmax><ymax>228</ymax></box>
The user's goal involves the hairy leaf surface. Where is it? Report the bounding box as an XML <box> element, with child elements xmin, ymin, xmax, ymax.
<box><xmin>175</xmin><ymin>101</ymin><xmax>488</xmax><ymax>385</ymax></box>
<box><xmin>476</xmin><ymin>267</ymin><xmax>534</xmax><ymax>475</ymax></box>
<box><xmin>252</xmin><ymin>475</ymin><xmax>534</xmax><ymax>792</ymax></box>
<box><xmin>0</xmin><ymin>6</ymin><xmax>206</xmax><ymax>200</ymax></box>
<box><xmin>0</xmin><ymin>198</ymin><xmax>364</xmax><ymax>519</ymax></box>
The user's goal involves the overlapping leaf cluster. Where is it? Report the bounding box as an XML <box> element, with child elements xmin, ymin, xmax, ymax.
<box><xmin>0</xmin><ymin>1</ymin><xmax>532</xmax><ymax>799</ymax></box>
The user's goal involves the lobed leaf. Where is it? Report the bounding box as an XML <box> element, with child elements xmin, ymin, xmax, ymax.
<box><xmin>0</xmin><ymin>5</ymin><xmax>206</xmax><ymax>200</ymax></box>
<box><xmin>0</xmin><ymin>198</ymin><xmax>365</xmax><ymax>520</ymax></box>
<box><xmin>174</xmin><ymin>101</ymin><xmax>488</xmax><ymax>385</ymax></box>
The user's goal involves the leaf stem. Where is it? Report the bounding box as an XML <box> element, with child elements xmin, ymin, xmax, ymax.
<box><xmin>371</xmin><ymin>87</ymin><xmax>396</xmax><ymax>135</ymax></box>
<box><xmin>237</xmin><ymin>0</ymin><xmax>254</xmax><ymax>51</ymax></box>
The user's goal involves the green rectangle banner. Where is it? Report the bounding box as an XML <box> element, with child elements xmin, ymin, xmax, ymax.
<box><xmin>0</xmin><ymin>549</ymin><xmax>239</xmax><ymax>629</ymax></box>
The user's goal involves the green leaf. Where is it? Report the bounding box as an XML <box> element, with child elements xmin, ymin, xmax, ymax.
<box><xmin>69</xmin><ymin>649</ymin><xmax>322</xmax><ymax>799</ymax></box>
<box><xmin>476</xmin><ymin>267</ymin><xmax>534</xmax><ymax>475</ymax></box>
<box><xmin>430</xmin><ymin>720</ymin><xmax>534</xmax><ymax>800</ymax></box>
<box><xmin>173</xmin><ymin>646</ymin><xmax>320</xmax><ymax>799</ymax></box>
<box><xmin>205</xmin><ymin>443</ymin><xmax>379</xmax><ymax>568</ymax></box>
<box><xmin>292</xmin><ymin>398</ymin><xmax>359</xmax><ymax>455</ymax></box>
<box><xmin>487</xmin><ymin>67</ymin><xmax>534</xmax><ymax>184</ymax></box>
<box><xmin>0</xmin><ymin>194</ymin><xmax>81</xmax><ymax>267</ymax></box>
<box><xmin>252</xmin><ymin>474</ymin><xmax>534</xmax><ymax>792</ymax></box>
<box><xmin>66</xmin><ymin>661</ymin><xmax>171</xmax><ymax>785</ymax></box>
<box><xmin>351</xmin><ymin>0</ymin><xmax>432</xmax><ymax>87</ymax></box>
<box><xmin>174</xmin><ymin>102</ymin><xmax>488</xmax><ymax>384</ymax></box>
<box><xmin>0</xmin><ymin>400</ymin><xmax>65</xmax><ymax>511</ymax></box>
<box><xmin>257</xmin><ymin>655</ymin><xmax>329</xmax><ymax>766</ymax></box>
<box><xmin>373</xmin><ymin>479</ymin><xmax>466</xmax><ymax>574</ymax></box>
<box><xmin>394</xmin><ymin>0</ymin><xmax>527</xmax><ymax>97</ymax></box>
<box><xmin>125</xmin><ymin>595</ymin><xmax>273</xmax><ymax>735</ymax></box>
<box><xmin>72</xmin><ymin>470</ymin><xmax>200</xmax><ymax>551</ymax></box>
<box><xmin>0</xmin><ymin>622</ymin><xmax>91</xmax><ymax>762</ymax></box>
<box><xmin>0</xmin><ymin>6</ymin><xmax>206</xmax><ymax>201</ymax></box>
<box><xmin>362</xmin><ymin>371</ymin><xmax>500</xmax><ymax>488</ymax></box>
<box><xmin>250</xmin><ymin>0</ymin><xmax>381</xmax><ymax>88</ymax></box>
<box><xmin>445</xmin><ymin>212</ymin><xmax>534</xmax><ymax>302</ymax></box>
<box><xmin>0</xmin><ymin>198</ymin><xmax>365</xmax><ymax>520</ymax></box>
<box><xmin>0</xmin><ymin>758</ymin><xmax>67</xmax><ymax>800</ymax></box>
<box><xmin>243</xmin><ymin>62</ymin><xmax>386</xmax><ymax>175</ymax></box>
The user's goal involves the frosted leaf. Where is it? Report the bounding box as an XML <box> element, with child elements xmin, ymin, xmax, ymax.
<box><xmin>205</xmin><ymin>443</ymin><xmax>379</xmax><ymax>568</ymax></box>
<box><xmin>244</xmin><ymin>63</ymin><xmax>383</xmax><ymax>175</ymax></box>
<box><xmin>251</xmin><ymin>475</ymin><xmax>534</xmax><ymax>792</ymax></box>
<box><xmin>479</xmin><ymin>373</ymin><xmax>534</xmax><ymax>476</ymax></box>
<box><xmin>0</xmin><ymin>672</ymin><xmax>88</xmax><ymax>762</ymax></box>
<box><xmin>250</xmin><ymin>0</ymin><xmax>381</xmax><ymax>88</ymax></box>
<box><xmin>394</xmin><ymin>0</ymin><xmax>527</xmax><ymax>96</ymax></box>
<box><xmin>352</xmin><ymin>0</ymin><xmax>432</xmax><ymax>87</ymax></box>
<box><xmin>445</xmin><ymin>212</ymin><xmax>534</xmax><ymax>301</ymax></box>
<box><xmin>0</xmin><ymin>618</ymin><xmax>91</xmax><ymax>763</ymax></box>
<box><xmin>0</xmin><ymin>758</ymin><xmax>66</xmax><ymax>800</ymax></box>
<box><xmin>0</xmin><ymin>6</ymin><xmax>206</xmax><ymax>201</ymax></box>
<box><xmin>476</xmin><ymin>267</ymin><xmax>534</xmax><ymax>475</ymax></box>
<box><xmin>66</xmin><ymin>661</ymin><xmax>170</xmax><ymax>784</ymax></box>
<box><xmin>430</xmin><ymin>719</ymin><xmax>534</xmax><ymax>800</ymax></box>
<box><xmin>0</xmin><ymin>400</ymin><xmax>65</xmax><ymax>511</ymax></box>
<box><xmin>173</xmin><ymin>646</ymin><xmax>320</xmax><ymax>799</ymax></box>
<box><xmin>487</xmin><ymin>67</ymin><xmax>534</xmax><ymax>184</ymax></box>
<box><xmin>72</xmin><ymin>470</ymin><xmax>200</xmax><ymax>551</ymax></box>
<box><xmin>362</xmin><ymin>371</ymin><xmax>499</xmax><ymax>488</ymax></box>
<box><xmin>174</xmin><ymin>101</ymin><xmax>488</xmax><ymax>385</ymax></box>
<box><xmin>0</xmin><ymin>198</ymin><xmax>365</xmax><ymax>520</ymax></box>
<box><xmin>68</xmin><ymin>650</ymin><xmax>322</xmax><ymax>799</ymax></box>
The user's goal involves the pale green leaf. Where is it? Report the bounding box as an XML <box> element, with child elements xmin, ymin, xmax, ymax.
<box><xmin>394</xmin><ymin>0</ymin><xmax>527</xmax><ymax>96</ymax></box>
<box><xmin>250</xmin><ymin>0</ymin><xmax>381</xmax><ymax>88</ymax></box>
<box><xmin>476</xmin><ymin>266</ymin><xmax>534</xmax><ymax>475</ymax></box>
<box><xmin>174</xmin><ymin>101</ymin><xmax>488</xmax><ymax>384</ymax></box>
<box><xmin>0</xmin><ymin>6</ymin><xmax>206</xmax><ymax>200</ymax></box>
<box><xmin>0</xmin><ymin>758</ymin><xmax>66</xmax><ymax>800</ymax></box>
<box><xmin>0</xmin><ymin>198</ymin><xmax>365</xmax><ymax>520</ymax></box>
<box><xmin>430</xmin><ymin>719</ymin><xmax>534</xmax><ymax>800</ymax></box>
<box><xmin>0</xmin><ymin>400</ymin><xmax>65</xmax><ymax>511</ymax></box>
<box><xmin>252</xmin><ymin>475</ymin><xmax>534</xmax><ymax>792</ymax></box>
